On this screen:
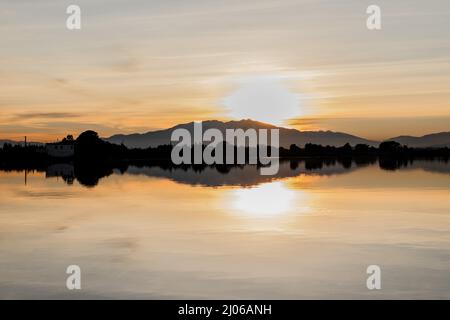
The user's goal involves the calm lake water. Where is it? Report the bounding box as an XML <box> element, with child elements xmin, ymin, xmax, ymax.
<box><xmin>1</xmin><ymin>159</ymin><xmax>449</xmax><ymax>299</ymax></box>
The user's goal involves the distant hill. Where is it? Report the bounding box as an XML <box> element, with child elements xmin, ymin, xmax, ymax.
<box><xmin>0</xmin><ymin>140</ymin><xmax>43</xmax><ymax>148</ymax></box>
<box><xmin>0</xmin><ymin>140</ymin><xmax>16</xmax><ymax>147</ymax></box>
<box><xmin>385</xmin><ymin>132</ymin><xmax>450</xmax><ymax>148</ymax></box>
<box><xmin>105</xmin><ymin>119</ymin><xmax>378</xmax><ymax>149</ymax></box>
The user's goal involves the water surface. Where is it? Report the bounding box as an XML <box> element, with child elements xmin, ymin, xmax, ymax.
<box><xmin>0</xmin><ymin>160</ymin><xmax>449</xmax><ymax>299</ymax></box>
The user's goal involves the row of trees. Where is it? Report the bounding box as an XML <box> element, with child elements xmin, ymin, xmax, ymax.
<box><xmin>1</xmin><ymin>131</ymin><xmax>448</xmax><ymax>166</ymax></box>
<box><xmin>282</xmin><ymin>141</ymin><xmax>441</xmax><ymax>157</ymax></box>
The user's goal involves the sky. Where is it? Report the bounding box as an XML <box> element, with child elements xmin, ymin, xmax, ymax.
<box><xmin>0</xmin><ymin>0</ymin><xmax>449</xmax><ymax>142</ymax></box>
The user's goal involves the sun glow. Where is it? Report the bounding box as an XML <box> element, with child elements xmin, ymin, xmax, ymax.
<box><xmin>223</xmin><ymin>75</ymin><xmax>303</xmax><ymax>126</ymax></box>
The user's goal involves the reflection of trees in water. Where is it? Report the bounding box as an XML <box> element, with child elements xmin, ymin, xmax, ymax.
<box><xmin>74</xmin><ymin>164</ymin><xmax>113</xmax><ymax>187</ymax></box>
<box><xmin>1</xmin><ymin>157</ymin><xmax>447</xmax><ymax>188</ymax></box>
<box><xmin>378</xmin><ymin>157</ymin><xmax>413</xmax><ymax>171</ymax></box>
<box><xmin>42</xmin><ymin>157</ymin><xmax>450</xmax><ymax>187</ymax></box>
<box><xmin>73</xmin><ymin>161</ymin><xmax>129</xmax><ymax>187</ymax></box>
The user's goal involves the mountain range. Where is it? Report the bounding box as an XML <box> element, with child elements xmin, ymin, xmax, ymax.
<box><xmin>1</xmin><ymin>119</ymin><xmax>448</xmax><ymax>149</ymax></box>
<box><xmin>105</xmin><ymin>119</ymin><xmax>450</xmax><ymax>149</ymax></box>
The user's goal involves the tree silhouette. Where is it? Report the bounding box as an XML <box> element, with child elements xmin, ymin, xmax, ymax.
<box><xmin>379</xmin><ymin>141</ymin><xmax>402</xmax><ymax>153</ymax></box>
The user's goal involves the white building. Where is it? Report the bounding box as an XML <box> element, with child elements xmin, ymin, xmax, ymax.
<box><xmin>46</xmin><ymin>143</ymin><xmax>74</xmax><ymax>158</ymax></box>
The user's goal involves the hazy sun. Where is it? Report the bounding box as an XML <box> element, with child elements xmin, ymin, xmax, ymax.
<box><xmin>223</xmin><ymin>75</ymin><xmax>302</xmax><ymax>126</ymax></box>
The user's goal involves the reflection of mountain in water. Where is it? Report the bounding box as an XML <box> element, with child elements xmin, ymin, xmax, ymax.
<box><xmin>123</xmin><ymin>159</ymin><xmax>366</xmax><ymax>187</ymax></box>
<box><xmin>30</xmin><ymin>158</ymin><xmax>449</xmax><ymax>188</ymax></box>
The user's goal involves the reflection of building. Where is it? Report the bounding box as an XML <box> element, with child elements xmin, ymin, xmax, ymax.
<box><xmin>46</xmin><ymin>164</ymin><xmax>75</xmax><ymax>184</ymax></box>
<box><xmin>46</xmin><ymin>142</ymin><xmax>74</xmax><ymax>158</ymax></box>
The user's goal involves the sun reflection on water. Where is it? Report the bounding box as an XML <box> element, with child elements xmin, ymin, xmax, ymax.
<box><xmin>230</xmin><ymin>181</ymin><xmax>298</xmax><ymax>218</ymax></box>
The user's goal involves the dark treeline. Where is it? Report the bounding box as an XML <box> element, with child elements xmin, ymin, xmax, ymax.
<box><xmin>1</xmin><ymin>130</ymin><xmax>448</xmax><ymax>187</ymax></box>
<box><xmin>282</xmin><ymin>141</ymin><xmax>449</xmax><ymax>159</ymax></box>
<box><xmin>0</xmin><ymin>130</ymin><xmax>449</xmax><ymax>167</ymax></box>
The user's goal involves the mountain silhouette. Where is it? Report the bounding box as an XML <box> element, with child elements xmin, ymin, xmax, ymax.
<box><xmin>2</xmin><ymin>120</ymin><xmax>448</xmax><ymax>149</ymax></box>
<box><xmin>384</xmin><ymin>132</ymin><xmax>450</xmax><ymax>148</ymax></box>
<box><xmin>105</xmin><ymin>119</ymin><xmax>378</xmax><ymax>148</ymax></box>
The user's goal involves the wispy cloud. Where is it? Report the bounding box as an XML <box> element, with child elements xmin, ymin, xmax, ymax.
<box><xmin>0</xmin><ymin>0</ymin><xmax>449</xmax><ymax>140</ymax></box>
<box><xmin>11</xmin><ymin>112</ymin><xmax>82</xmax><ymax>121</ymax></box>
